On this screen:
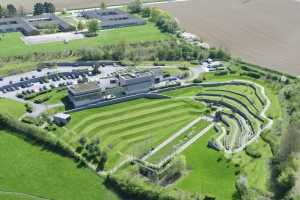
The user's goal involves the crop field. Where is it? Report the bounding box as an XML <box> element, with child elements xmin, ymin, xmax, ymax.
<box><xmin>55</xmin><ymin>98</ymin><xmax>206</xmax><ymax>169</ymax></box>
<box><xmin>158</xmin><ymin>0</ymin><xmax>300</xmax><ymax>75</ymax></box>
<box><xmin>0</xmin><ymin>23</ymin><xmax>170</xmax><ymax>58</ymax></box>
<box><xmin>0</xmin><ymin>129</ymin><xmax>119</xmax><ymax>200</ymax></box>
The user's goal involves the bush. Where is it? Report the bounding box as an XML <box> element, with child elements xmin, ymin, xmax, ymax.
<box><xmin>25</xmin><ymin>103</ymin><xmax>33</xmax><ymax>113</ymax></box>
<box><xmin>245</xmin><ymin>146</ymin><xmax>262</xmax><ymax>158</ymax></box>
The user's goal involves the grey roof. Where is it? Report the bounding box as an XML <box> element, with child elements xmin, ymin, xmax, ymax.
<box><xmin>81</xmin><ymin>8</ymin><xmax>145</xmax><ymax>29</ymax></box>
<box><xmin>0</xmin><ymin>14</ymin><xmax>74</xmax><ymax>36</ymax></box>
<box><xmin>54</xmin><ymin>113</ymin><xmax>71</xmax><ymax>120</ymax></box>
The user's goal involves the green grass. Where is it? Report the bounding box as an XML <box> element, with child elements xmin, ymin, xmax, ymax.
<box><xmin>56</xmin><ymin>98</ymin><xmax>205</xmax><ymax>169</ymax></box>
<box><xmin>175</xmin><ymin>129</ymin><xmax>237</xmax><ymax>200</ymax></box>
<box><xmin>0</xmin><ymin>23</ymin><xmax>170</xmax><ymax>58</ymax></box>
<box><xmin>162</xmin><ymin>86</ymin><xmax>203</xmax><ymax>97</ymax></box>
<box><xmin>31</xmin><ymin>88</ymin><xmax>67</xmax><ymax>105</ymax></box>
<box><xmin>0</xmin><ymin>129</ymin><xmax>119</xmax><ymax>200</ymax></box>
<box><xmin>146</xmin><ymin>120</ymin><xmax>211</xmax><ymax>164</ymax></box>
<box><xmin>0</xmin><ymin>98</ymin><xmax>26</xmax><ymax>118</ymax></box>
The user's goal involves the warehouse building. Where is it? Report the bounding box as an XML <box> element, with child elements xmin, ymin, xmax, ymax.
<box><xmin>81</xmin><ymin>8</ymin><xmax>145</xmax><ymax>29</ymax></box>
<box><xmin>0</xmin><ymin>13</ymin><xmax>75</xmax><ymax>36</ymax></box>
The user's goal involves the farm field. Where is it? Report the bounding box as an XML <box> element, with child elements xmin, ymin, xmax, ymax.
<box><xmin>0</xmin><ymin>98</ymin><xmax>26</xmax><ymax>118</ymax></box>
<box><xmin>0</xmin><ymin>129</ymin><xmax>120</xmax><ymax>200</ymax></box>
<box><xmin>158</xmin><ymin>0</ymin><xmax>300</xmax><ymax>75</ymax></box>
<box><xmin>0</xmin><ymin>23</ymin><xmax>170</xmax><ymax>58</ymax></box>
<box><xmin>56</xmin><ymin>98</ymin><xmax>206</xmax><ymax>169</ymax></box>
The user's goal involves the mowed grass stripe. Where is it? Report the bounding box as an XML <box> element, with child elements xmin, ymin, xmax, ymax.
<box><xmin>76</xmin><ymin>101</ymin><xmax>186</xmax><ymax>136</ymax></box>
<box><xmin>70</xmin><ymin>99</ymin><xmax>177</xmax><ymax>132</ymax></box>
<box><xmin>114</xmin><ymin>116</ymin><xmax>196</xmax><ymax>153</ymax></box>
<box><xmin>100</xmin><ymin>113</ymin><xmax>195</xmax><ymax>147</ymax></box>
<box><xmin>80</xmin><ymin>104</ymin><xmax>195</xmax><ymax>140</ymax></box>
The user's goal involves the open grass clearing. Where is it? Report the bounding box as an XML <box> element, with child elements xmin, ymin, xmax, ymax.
<box><xmin>175</xmin><ymin>129</ymin><xmax>237</xmax><ymax>200</ymax></box>
<box><xmin>0</xmin><ymin>23</ymin><xmax>170</xmax><ymax>58</ymax></box>
<box><xmin>0</xmin><ymin>98</ymin><xmax>26</xmax><ymax>118</ymax></box>
<box><xmin>0</xmin><ymin>129</ymin><xmax>119</xmax><ymax>200</ymax></box>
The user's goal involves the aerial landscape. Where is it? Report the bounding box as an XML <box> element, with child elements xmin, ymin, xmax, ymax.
<box><xmin>0</xmin><ymin>0</ymin><xmax>299</xmax><ymax>200</ymax></box>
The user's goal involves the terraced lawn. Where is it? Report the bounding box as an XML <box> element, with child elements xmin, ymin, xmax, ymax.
<box><xmin>31</xmin><ymin>88</ymin><xmax>67</xmax><ymax>105</ymax></box>
<box><xmin>0</xmin><ymin>129</ymin><xmax>119</xmax><ymax>200</ymax></box>
<box><xmin>58</xmin><ymin>98</ymin><xmax>206</xmax><ymax>169</ymax></box>
<box><xmin>175</xmin><ymin>129</ymin><xmax>237</xmax><ymax>200</ymax></box>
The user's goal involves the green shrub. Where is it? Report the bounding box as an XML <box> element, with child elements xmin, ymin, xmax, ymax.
<box><xmin>245</xmin><ymin>146</ymin><xmax>262</xmax><ymax>158</ymax></box>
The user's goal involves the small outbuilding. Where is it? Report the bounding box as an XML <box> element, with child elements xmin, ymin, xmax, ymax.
<box><xmin>53</xmin><ymin>113</ymin><xmax>71</xmax><ymax>125</ymax></box>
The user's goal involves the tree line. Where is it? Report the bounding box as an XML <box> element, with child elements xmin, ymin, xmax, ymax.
<box><xmin>0</xmin><ymin>2</ymin><xmax>56</xmax><ymax>18</ymax></box>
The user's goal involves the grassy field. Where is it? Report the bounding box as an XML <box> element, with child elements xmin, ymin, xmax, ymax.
<box><xmin>31</xmin><ymin>88</ymin><xmax>68</xmax><ymax>105</ymax></box>
<box><xmin>0</xmin><ymin>98</ymin><xmax>26</xmax><ymax>118</ymax></box>
<box><xmin>0</xmin><ymin>129</ymin><xmax>120</xmax><ymax>200</ymax></box>
<box><xmin>0</xmin><ymin>23</ymin><xmax>170</xmax><ymax>58</ymax></box>
<box><xmin>56</xmin><ymin>98</ymin><xmax>205</xmax><ymax>169</ymax></box>
<box><xmin>175</xmin><ymin>129</ymin><xmax>237</xmax><ymax>200</ymax></box>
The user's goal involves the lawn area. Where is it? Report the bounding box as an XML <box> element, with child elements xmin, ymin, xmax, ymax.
<box><xmin>31</xmin><ymin>88</ymin><xmax>68</xmax><ymax>105</ymax></box>
<box><xmin>0</xmin><ymin>129</ymin><xmax>120</xmax><ymax>200</ymax></box>
<box><xmin>57</xmin><ymin>98</ymin><xmax>206</xmax><ymax>169</ymax></box>
<box><xmin>0</xmin><ymin>23</ymin><xmax>170</xmax><ymax>58</ymax></box>
<box><xmin>175</xmin><ymin>129</ymin><xmax>237</xmax><ymax>200</ymax></box>
<box><xmin>162</xmin><ymin>86</ymin><xmax>203</xmax><ymax>97</ymax></box>
<box><xmin>0</xmin><ymin>98</ymin><xmax>26</xmax><ymax>118</ymax></box>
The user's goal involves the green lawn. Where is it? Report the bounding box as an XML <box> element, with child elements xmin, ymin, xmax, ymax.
<box><xmin>175</xmin><ymin>129</ymin><xmax>237</xmax><ymax>200</ymax></box>
<box><xmin>31</xmin><ymin>88</ymin><xmax>68</xmax><ymax>105</ymax></box>
<box><xmin>0</xmin><ymin>98</ymin><xmax>26</xmax><ymax>118</ymax></box>
<box><xmin>0</xmin><ymin>129</ymin><xmax>119</xmax><ymax>200</ymax></box>
<box><xmin>0</xmin><ymin>23</ymin><xmax>170</xmax><ymax>58</ymax></box>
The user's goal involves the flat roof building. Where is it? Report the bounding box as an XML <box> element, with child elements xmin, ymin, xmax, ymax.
<box><xmin>81</xmin><ymin>9</ymin><xmax>145</xmax><ymax>29</ymax></box>
<box><xmin>53</xmin><ymin>113</ymin><xmax>71</xmax><ymax>125</ymax></box>
<box><xmin>68</xmin><ymin>82</ymin><xmax>103</xmax><ymax>108</ymax></box>
<box><xmin>0</xmin><ymin>13</ymin><xmax>75</xmax><ymax>36</ymax></box>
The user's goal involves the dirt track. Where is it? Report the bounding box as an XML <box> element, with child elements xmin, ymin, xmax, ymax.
<box><xmin>1</xmin><ymin>0</ymin><xmax>300</xmax><ymax>75</ymax></box>
<box><xmin>158</xmin><ymin>0</ymin><xmax>300</xmax><ymax>75</ymax></box>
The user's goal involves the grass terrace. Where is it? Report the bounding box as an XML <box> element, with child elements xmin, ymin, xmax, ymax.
<box><xmin>54</xmin><ymin>98</ymin><xmax>206</xmax><ymax>169</ymax></box>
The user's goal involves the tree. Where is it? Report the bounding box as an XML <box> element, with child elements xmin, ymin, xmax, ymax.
<box><xmin>128</xmin><ymin>0</ymin><xmax>142</xmax><ymax>14</ymax></box>
<box><xmin>7</xmin><ymin>4</ymin><xmax>17</xmax><ymax>16</ymax></box>
<box><xmin>87</xmin><ymin>19</ymin><xmax>99</xmax><ymax>34</ymax></box>
<box><xmin>0</xmin><ymin>5</ymin><xmax>8</xmax><ymax>17</ymax></box>
<box><xmin>100</xmin><ymin>1</ymin><xmax>106</xmax><ymax>10</ymax></box>
<box><xmin>44</xmin><ymin>2</ymin><xmax>56</xmax><ymax>13</ymax></box>
<box><xmin>33</xmin><ymin>3</ymin><xmax>44</xmax><ymax>15</ymax></box>
<box><xmin>76</xmin><ymin>20</ymin><xmax>85</xmax><ymax>31</ymax></box>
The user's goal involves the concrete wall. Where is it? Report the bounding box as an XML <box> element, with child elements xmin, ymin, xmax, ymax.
<box><xmin>65</xmin><ymin>93</ymin><xmax>170</xmax><ymax>113</ymax></box>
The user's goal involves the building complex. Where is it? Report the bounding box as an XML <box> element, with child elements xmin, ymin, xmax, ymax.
<box><xmin>68</xmin><ymin>68</ymin><xmax>162</xmax><ymax>108</ymax></box>
<box><xmin>81</xmin><ymin>8</ymin><xmax>145</xmax><ymax>29</ymax></box>
<box><xmin>0</xmin><ymin>13</ymin><xmax>75</xmax><ymax>36</ymax></box>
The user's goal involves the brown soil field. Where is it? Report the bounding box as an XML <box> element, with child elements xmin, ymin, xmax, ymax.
<box><xmin>0</xmin><ymin>0</ymin><xmax>130</xmax><ymax>11</ymax></box>
<box><xmin>1</xmin><ymin>0</ymin><xmax>300</xmax><ymax>74</ymax></box>
<box><xmin>158</xmin><ymin>0</ymin><xmax>300</xmax><ymax>75</ymax></box>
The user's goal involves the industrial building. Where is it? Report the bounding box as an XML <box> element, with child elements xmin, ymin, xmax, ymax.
<box><xmin>68</xmin><ymin>69</ymin><xmax>162</xmax><ymax>108</ymax></box>
<box><xmin>0</xmin><ymin>13</ymin><xmax>75</xmax><ymax>36</ymax></box>
<box><xmin>81</xmin><ymin>8</ymin><xmax>145</xmax><ymax>29</ymax></box>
